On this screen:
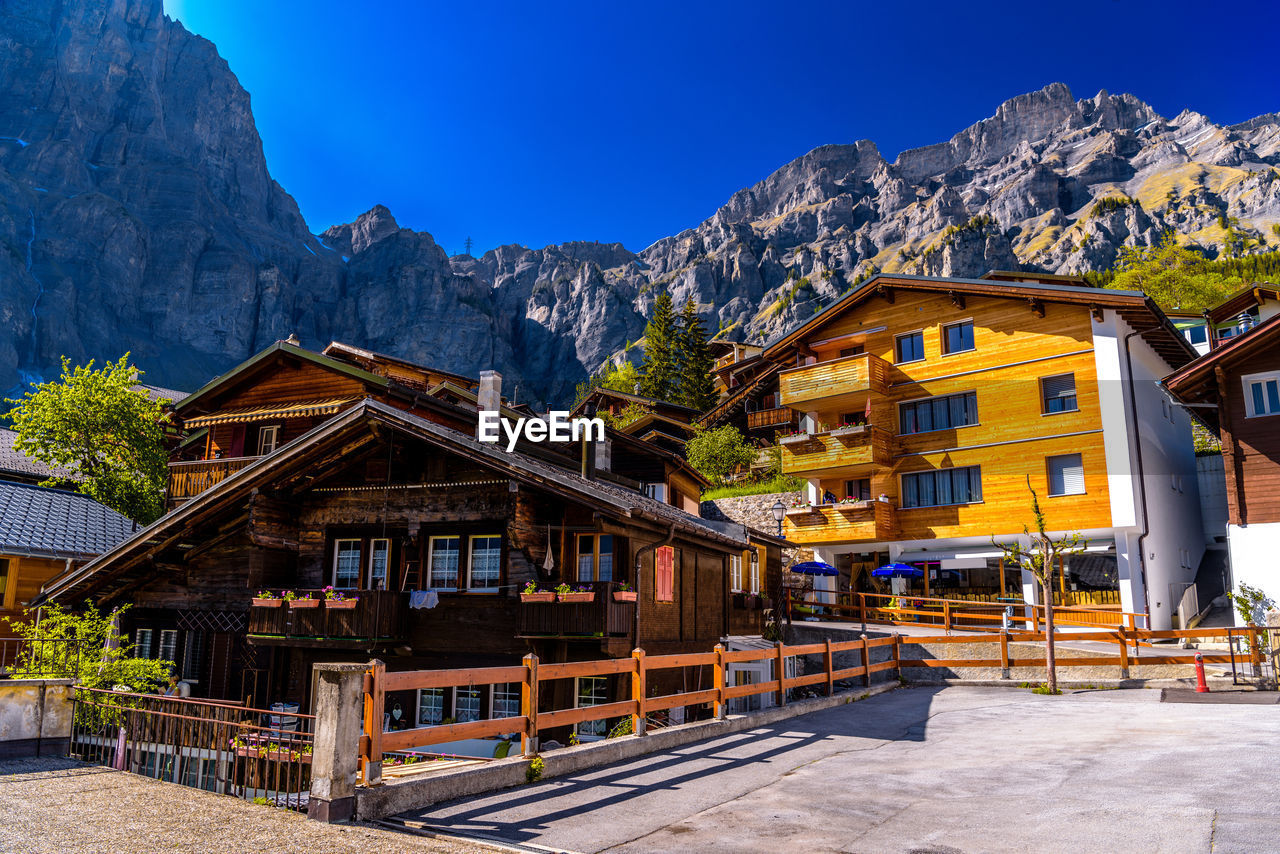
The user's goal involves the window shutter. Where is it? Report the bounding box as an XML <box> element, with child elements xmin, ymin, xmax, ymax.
<box><xmin>1042</xmin><ymin>374</ymin><xmax>1076</xmax><ymax>408</ymax></box>
<box><xmin>1048</xmin><ymin>454</ymin><xmax>1084</xmax><ymax>495</ymax></box>
<box><xmin>655</xmin><ymin>546</ymin><xmax>674</xmax><ymax>601</ymax></box>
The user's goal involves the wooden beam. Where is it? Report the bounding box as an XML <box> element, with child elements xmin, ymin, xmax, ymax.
<box><xmin>1214</xmin><ymin>365</ymin><xmax>1247</xmax><ymax>526</ymax></box>
<box><xmin>948</xmin><ymin>290</ymin><xmax>965</xmax><ymax>310</ymax></box>
<box><xmin>876</xmin><ymin>285</ymin><xmax>895</xmax><ymax>304</ymax></box>
<box><xmin>1027</xmin><ymin>297</ymin><xmax>1044</xmax><ymax>318</ymax></box>
<box><xmin>1090</xmin><ymin>304</ymin><xmax>1104</xmax><ymax>322</ymax></box>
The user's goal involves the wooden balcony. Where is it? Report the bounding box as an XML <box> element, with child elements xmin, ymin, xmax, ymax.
<box><xmin>518</xmin><ymin>581</ymin><xmax>635</xmax><ymax>639</ymax></box>
<box><xmin>784</xmin><ymin>500</ymin><xmax>897</xmax><ymax>545</ymax></box>
<box><xmin>779</xmin><ymin>425</ymin><xmax>892</xmax><ymax>476</ymax></box>
<box><xmin>778</xmin><ymin>353</ymin><xmax>888</xmax><ymax>410</ymax></box>
<box><xmin>747</xmin><ymin>406</ymin><xmax>797</xmax><ymax>430</ymax></box>
<box><xmin>247</xmin><ymin>590</ymin><xmax>408</xmax><ymax>648</ymax></box>
<box><xmin>168</xmin><ymin>457</ymin><xmax>258</xmax><ymax>502</ymax></box>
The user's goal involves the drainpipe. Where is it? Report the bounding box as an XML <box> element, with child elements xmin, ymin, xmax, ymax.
<box><xmin>633</xmin><ymin>522</ymin><xmax>676</xmax><ymax>649</ymax></box>
<box><xmin>1123</xmin><ymin>329</ymin><xmax>1153</xmax><ymax>627</ymax></box>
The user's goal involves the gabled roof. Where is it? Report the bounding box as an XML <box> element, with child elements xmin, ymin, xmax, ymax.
<box><xmin>762</xmin><ymin>273</ymin><xmax>1198</xmax><ymax>369</ymax></box>
<box><xmin>37</xmin><ymin>400</ymin><xmax>744</xmax><ymax>605</ymax></box>
<box><xmin>0</xmin><ymin>429</ymin><xmax>74</xmax><ymax>484</ymax></box>
<box><xmin>1164</xmin><ymin>311</ymin><xmax>1280</xmax><ymax>429</ymax></box>
<box><xmin>571</xmin><ymin>387</ymin><xmax>701</xmax><ymax>419</ymax></box>
<box><xmin>1205</xmin><ymin>283</ymin><xmax>1280</xmax><ymax>325</ymax></box>
<box><xmin>0</xmin><ymin>480</ymin><xmax>134</xmax><ymax>560</ymax></box>
<box><xmin>321</xmin><ymin>342</ymin><xmax>480</xmax><ymax>391</ymax></box>
<box><xmin>981</xmin><ymin>270</ymin><xmax>1089</xmax><ymax>286</ymax></box>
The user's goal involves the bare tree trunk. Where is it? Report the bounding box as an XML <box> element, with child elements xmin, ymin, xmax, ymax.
<box><xmin>1042</xmin><ymin>574</ymin><xmax>1057</xmax><ymax>694</ymax></box>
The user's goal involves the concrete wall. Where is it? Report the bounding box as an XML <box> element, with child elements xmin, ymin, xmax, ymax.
<box><xmin>0</xmin><ymin>679</ymin><xmax>74</xmax><ymax>758</ymax></box>
<box><xmin>1228</xmin><ymin>522</ymin><xmax>1280</xmax><ymax>623</ymax></box>
<box><xmin>1198</xmin><ymin>454</ymin><xmax>1229</xmax><ymax>544</ymax></box>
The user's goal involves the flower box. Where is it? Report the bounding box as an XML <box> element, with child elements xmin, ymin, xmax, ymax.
<box><xmin>612</xmin><ymin>591</ymin><xmax>637</xmax><ymax>602</ymax></box>
<box><xmin>325</xmin><ymin>598</ymin><xmax>358</xmax><ymax>609</ymax></box>
<box><xmin>251</xmin><ymin>598</ymin><xmax>281</xmax><ymax>608</ymax></box>
<box><xmin>784</xmin><ymin>505</ymin><xmax>817</xmax><ymax>517</ymax></box>
<box><xmin>520</xmin><ymin>592</ymin><xmax>555</xmax><ymax>603</ymax></box>
<box><xmin>778</xmin><ymin>433</ymin><xmax>812</xmax><ymax>446</ymax></box>
<box><xmin>287</xmin><ymin>598</ymin><xmax>319</xmax><ymax>609</ymax></box>
<box><xmin>836</xmin><ymin>500</ymin><xmax>872</xmax><ymax>513</ymax></box>
<box><xmin>558</xmin><ymin>592</ymin><xmax>595</xmax><ymax>603</ymax></box>
<box><xmin>830</xmin><ymin>425</ymin><xmax>869</xmax><ymax>440</ymax></box>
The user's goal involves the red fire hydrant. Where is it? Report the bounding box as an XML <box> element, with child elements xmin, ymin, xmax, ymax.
<box><xmin>1194</xmin><ymin>652</ymin><xmax>1210</xmax><ymax>694</ymax></box>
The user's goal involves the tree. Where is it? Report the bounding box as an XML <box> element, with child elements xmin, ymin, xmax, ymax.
<box><xmin>1228</xmin><ymin>582</ymin><xmax>1275</xmax><ymax>654</ymax></box>
<box><xmin>3</xmin><ymin>604</ymin><xmax>173</xmax><ymax>691</ymax></box>
<box><xmin>1104</xmin><ymin>232</ymin><xmax>1244</xmax><ymax>312</ymax></box>
<box><xmin>6</xmin><ymin>354</ymin><xmax>171</xmax><ymax>523</ymax></box>
<box><xmin>992</xmin><ymin>477</ymin><xmax>1086</xmax><ymax>695</ymax></box>
<box><xmin>685</xmin><ymin>425</ymin><xmax>758</xmax><ymax>485</ymax></box>
<box><xmin>571</xmin><ymin>359</ymin><xmax>642</xmax><ymax>410</ymax></box>
<box><xmin>639</xmin><ymin>292</ymin><xmax>680</xmax><ymax>401</ymax></box>
<box><xmin>675</xmin><ymin>301</ymin><xmax>717</xmax><ymax>410</ymax></box>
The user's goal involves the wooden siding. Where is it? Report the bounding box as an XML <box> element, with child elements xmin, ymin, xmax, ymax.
<box><xmin>746</xmin><ymin>406</ymin><xmax>796</xmax><ymax>430</ymax></box>
<box><xmin>785</xmin><ymin>501</ymin><xmax>896</xmax><ymax>545</ymax></box>
<box><xmin>779</xmin><ymin>352</ymin><xmax>889</xmax><ymax>410</ymax></box>
<box><xmin>0</xmin><ymin>554</ymin><xmax>67</xmax><ymax>638</ymax></box>
<box><xmin>780</xmin><ymin>426</ymin><xmax>892</xmax><ymax>476</ymax></box>
<box><xmin>1219</xmin><ymin>336</ymin><xmax>1280</xmax><ymax>525</ymax></box>
<box><xmin>169</xmin><ymin>456</ymin><xmax>257</xmax><ymax>501</ymax></box>
<box><xmin>198</xmin><ymin>361</ymin><xmax>369</xmax><ymax>411</ymax></box>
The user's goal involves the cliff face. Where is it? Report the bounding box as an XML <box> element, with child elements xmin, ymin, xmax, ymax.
<box><xmin>3</xmin><ymin>2</ymin><xmax>1279</xmax><ymax>406</ymax></box>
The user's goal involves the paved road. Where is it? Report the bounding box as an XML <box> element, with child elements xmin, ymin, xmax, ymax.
<box><xmin>400</xmin><ymin>686</ymin><xmax>1280</xmax><ymax>853</ymax></box>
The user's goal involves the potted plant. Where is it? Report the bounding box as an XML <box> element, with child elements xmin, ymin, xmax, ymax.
<box><xmin>613</xmin><ymin>581</ymin><xmax>637</xmax><ymax>602</ymax></box>
<box><xmin>778</xmin><ymin>428</ymin><xmax>812</xmax><ymax>446</ymax></box>
<box><xmin>784</xmin><ymin>497</ymin><xmax>814</xmax><ymax>516</ymax></box>
<box><xmin>284</xmin><ymin>591</ymin><xmax>318</xmax><ymax>609</ymax></box>
<box><xmin>323</xmin><ymin>586</ymin><xmax>359</xmax><ymax>609</ymax></box>
<box><xmin>556</xmin><ymin>583</ymin><xmax>595</xmax><ymax>603</ymax></box>
<box><xmin>251</xmin><ymin>590</ymin><xmax>281</xmax><ymax>608</ymax></box>
<box><xmin>520</xmin><ymin>581</ymin><xmax>555</xmax><ymax>603</ymax></box>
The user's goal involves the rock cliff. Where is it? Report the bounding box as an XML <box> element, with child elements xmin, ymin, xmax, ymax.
<box><xmin>2</xmin><ymin>2</ymin><xmax>1278</xmax><ymax>405</ymax></box>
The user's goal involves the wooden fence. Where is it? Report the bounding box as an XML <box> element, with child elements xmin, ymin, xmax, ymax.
<box><xmin>356</xmin><ymin>624</ymin><xmax>1269</xmax><ymax>783</ymax></box>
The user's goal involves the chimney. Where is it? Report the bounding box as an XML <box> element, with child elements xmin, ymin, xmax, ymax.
<box><xmin>594</xmin><ymin>437</ymin><xmax>612</xmax><ymax>473</ymax></box>
<box><xmin>478</xmin><ymin>370</ymin><xmax>502</xmax><ymax>414</ymax></box>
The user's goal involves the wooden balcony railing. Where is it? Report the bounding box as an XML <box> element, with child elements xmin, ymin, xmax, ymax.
<box><xmin>785</xmin><ymin>500</ymin><xmax>897</xmax><ymax>545</ymax></box>
<box><xmin>518</xmin><ymin>581</ymin><xmax>635</xmax><ymax>638</ymax></box>
<box><xmin>747</xmin><ymin>406</ymin><xmax>797</xmax><ymax>430</ymax></box>
<box><xmin>779</xmin><ymin>425</ymin><xmax>892</xmax><ymax>476</ymax></box>
<box><xmin>247</xmin><ymin>590</ymin><xmax>408</xmax><ymax>646</ymax></box>
<box><xmin>168</xmin><ymin>457</ymin><xmax>258</xmax><ymax>501</ymax></box>
<box><xmin>778</xmin><ymin>352</ymin><xmax>888</xmax><ymax>409</ymax></box>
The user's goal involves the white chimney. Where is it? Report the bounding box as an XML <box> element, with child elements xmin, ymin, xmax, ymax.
<box><xmin>478</xmin><ymin>370</ymin><xmax>502</xmax><ymax>413</ymax></box>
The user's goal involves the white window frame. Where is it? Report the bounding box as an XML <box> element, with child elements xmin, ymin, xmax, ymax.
<box><xmin>574</xmin><ymin>676</ymin><xmax>609</xmax><ymax>740</ymax></box>
<box><xmin>368</xmin><ymin>537</ymin><xmax>391</xmax><ymax>591</ymax></box>
<box><xmin>134</xmin><ymin>628</ymin><xmax>154</xmax><ymax>659</ymax></box>
<box><xmin>894</xmin><ymin>329</ymin><xmax>926</xmax><ymax>365</ymax></box>
<box><xmin>157</xmin><ymin>629</ymin><xmax>179</xmax><ymax>664</ymax></box>
<box><xmin>467</xmin><ymin>534</ymin><xmax>502</xmax><ymax>591</ymax></box>
<box><xmin>1046</xmin><ymin>453</ymin><xmax>1085</xmax><ymax>497</ymax></box>
<box><xmin>940</xmin><ymin>319</ymin><xmax>975</xmax><ymax>356</ymax></box>
<box><xmin>749</xmin><ymin>551</ymin><xmax>760</xmax><ymax>595</ymax></box>
<box><xmin>491</xmin><ymin>682</ymin><xmax>520</xmax><ymax>719</ymax></box>
<box><xmin>256</xmin><ymin>424</ymin><xmax>280</xmax><ymax>456</ymax></box>
<box><xmin>1242</xmin><ymin>370</ymin><xmax>1280</xmax><ymax>418</ymax></box>
<box><xmin>427</xmin><ymin>536</ymin><xmax>461</xmax><ymax>591</ymax></box>
<box><xmin>454</xmin><ymin>686</ymin><xmax>482</xmax><ymax>723</ymax></box>
<box><xmin>332</xmin><ymin>539</ymin><xmax>362</xmax><ymax>589</ymax></box>
<box><xmin>730</xmin><ymin>554</ymin><xmax>743</xmax><ymax>592</ymax></box>
<box><xmin>181</xmin><ymin>629</ymin><xmax>203</xmax><ymax>683</ymax></box>
<box><xmin>416</xmin><ymin>687</ymin><xmax>445</xmax><ymax>726</ymax></box>
<box><xmin>1040</xmin><ymin>373</ymin><xmax>1078</xmax><ymax>415</ymax></box>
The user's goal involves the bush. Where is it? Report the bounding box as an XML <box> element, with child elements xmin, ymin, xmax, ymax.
<box><xmin>685</xmin><ymin>426</ymin><xmax>758</xmax><ymax>485</ymax></box>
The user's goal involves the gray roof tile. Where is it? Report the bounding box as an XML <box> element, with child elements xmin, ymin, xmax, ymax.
<box><xmin>0</xmin><ymin>480</ymin><xmax>135</xmax><ymax>559</ymax></box>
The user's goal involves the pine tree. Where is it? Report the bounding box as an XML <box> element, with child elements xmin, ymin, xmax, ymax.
<box><xmin>639</xmin><ymin>292</ymin><xmax>679</xmax><ymax>400</ymax></box>
<box><xmin>676</xmin><ymin>301</ymin><xmax>717</xmax><ymax>410</ymax></box>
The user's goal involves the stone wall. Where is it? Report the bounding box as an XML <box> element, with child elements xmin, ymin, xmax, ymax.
<box><xmin>0</xmin><ymin>679</ymin><xmax>75</xmax><ymax>759</ymax></box>
<box><xmin>700</xmin><ymin>492</ymin><xmax>813</xmax><ymax>565</ymax></box>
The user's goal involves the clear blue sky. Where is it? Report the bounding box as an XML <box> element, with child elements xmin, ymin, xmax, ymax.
<box><xmin>165</xmin><ymin>0</ymin><xmax>1279</xmax><ymax>257</ymax></box>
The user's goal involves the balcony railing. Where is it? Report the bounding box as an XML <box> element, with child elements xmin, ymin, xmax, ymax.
<box><xmin>784</xmin><ymin>500</ymin><xmax>897</xmax><ymax>545</ymax></box>
<box><xmin>518</xmin><ymin>581</ymin><xmax>635</xmax><ymax>638</ymax></box>
<box><xmin>747</xmin><ymin>406</ymin><xmax>797</xmax><ymax>430</ymax></box>
<box><xmin>779</xmin><ymin>425</ymin><xmax>892</xmax><ymax>476</ymax></box>
<box><xmin>247</xmin><ymin>590</ymin><xmax>408</xmax><ymax>645</ymax></box>
<box><xmin>168</xmin><ymin>456</ymin><xmax>258</xmax><ymax>501</ymax></box>
<box><xmin>778</xmin><ymin>352</ymin><xmax>888</xmax><ymax>409</ymax></box>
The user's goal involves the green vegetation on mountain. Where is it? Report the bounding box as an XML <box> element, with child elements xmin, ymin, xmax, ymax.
<box><xmin>1088</xmin><ymin>234</ymin><xmax>1280</xmax><ymax>312</ymax></box>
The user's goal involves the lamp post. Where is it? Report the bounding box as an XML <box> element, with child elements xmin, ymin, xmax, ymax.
<box><xmin>771</xmin><ymin>500</ymin><xmax>785</xmax><ymax>538</ymax></box>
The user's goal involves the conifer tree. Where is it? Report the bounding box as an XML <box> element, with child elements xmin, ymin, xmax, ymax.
<box><xmin>676</xmin><ymin>301</ymin><xmax>717</xmax><ymax>410</ymax></box>
<box><xmin>639</xmin><ymin>292</ymin><xmax>679</xmax><ymax>401</ymax></box>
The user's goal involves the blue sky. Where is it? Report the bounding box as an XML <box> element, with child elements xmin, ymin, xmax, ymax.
<box><xmin>165</xmin><ymin>0</ymin><xmax>1279</xmax><ymax>257</ymax></box>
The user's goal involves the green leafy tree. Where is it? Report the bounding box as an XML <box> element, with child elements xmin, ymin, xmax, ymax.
<box><xmin>685</xmin><ymin>425</ymin><xmax>758</xmax><ymax>486</ymax></box>
<box><xmin>675</xmin><ymin>301</ymin><xmax>718</xmax><ymax>410</ymax></box>
<box><xmin>3</xmin><ymin>603</ymin><xmax>173</xmax><ymax>691</ymax></box>
<box><xmin>992</xmin><ymin>477</ymin><xmax>1087</xmax><ymax>695</ymax></box>
<box><xmin>1103</xmin><ymin>232</ymin><xmax>1244</xmax><ymax>311</ymax></box>
<box><xmin>1228</xmin><ymin>582</ymin><xmax>1275</xmax><ymax>653</ymax></box>
<box><xmin>639</xmin><ymin>292</ymin><xmax>680</xmax><ymax>401</ymax></box>
<box><xmin>572</xmin><ymin>359</ymin><xmax>643</xmax><ymax>409</ymax></box>
<box><xmin>5</xmin><ymin>355</ymin><xmax>171</xmax><ymax>523</ymax></box>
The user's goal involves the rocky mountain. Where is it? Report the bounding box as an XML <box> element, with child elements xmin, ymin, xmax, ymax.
<box><xmin>3</xmin><ymin>1</ymin><xmax>1279</xmax><ymax>407</ymax></box>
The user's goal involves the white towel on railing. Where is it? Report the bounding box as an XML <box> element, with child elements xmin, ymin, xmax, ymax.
<box><xmin>409</xmin><ymin>590</ymin><xmax>439</xmax><ymax>609</ymax></box>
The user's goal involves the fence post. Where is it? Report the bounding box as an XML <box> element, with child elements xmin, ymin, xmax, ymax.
<box><xmin>363</xmin><ymin>659</ymin><xmax>385</xmax><ymax>786</ymax></box>
<box><xmin>308</xmin><ymin>662</ymin><xmax>368</xmax><ymax>823</ymax></box>
<box><xmin>521</xmin><ymin>653</ymin><xmax>539</xmax><ymax>756</ymax></box>
<box><xmin>775</xmin><ymin>642</ymin><xmax>787</xmax><ymax>707</ymax></box>
<box><xmin>1117</xmin><ymin>627</ymin><xmax>1130</xmax><ymax>681</ymax></box>
<box><xmin>632</xmin><ymin>648</ymin><xmax>647</xmax><ymax>735</ymax></box>
<box><xmin>893</xmin><ymin>633</ymin><xmax>902</xmax><ymax>682</ymax></box>
<box><xmin>943</xmin><ymin>601</ymin><xmax>952</xmax><ymax>634</ymax></box>
<box><xmin>860</xmin><ymin>634</ymin><xmax>871</xmax><ymax>687</ymax></box>
<box><xmin>1249</xmin><ymin>626</ymin><xmax>1263</xmax><ymax>681</ymax></box>
<box><xmin>824</xmin><ymin>639</ymin><xmax>834</xmax><ymax>696</ymax></box>
<box><xmin>858</xmin><ymin>593</ymin><xmax>867</xmax><ymax>632</ymax></box>
<box><xmin>712</xmin><ymin>644</ymin><xmax>726</xmax><ymax>720</ymax></box>
<box><xmin>1000</xmin><ymin>630</ymin><xmax>1010</xmax><ymax>680</ymax></box>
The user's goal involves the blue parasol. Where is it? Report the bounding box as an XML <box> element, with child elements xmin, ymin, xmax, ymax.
<box><xmin>789</xmin><ymin>561</ymin><xmax>839</xmax><ymax>576</ymax></box>
<box><xmin>872</xmin><ymin>562</ymin><xmax>923</xmax><ymax>579</ymax></box>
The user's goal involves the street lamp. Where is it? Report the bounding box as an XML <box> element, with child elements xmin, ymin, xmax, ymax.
<box><xmin>771</xmin><ymin>500</ymin><xmax>786</xmax><ymax>538</ymax></box>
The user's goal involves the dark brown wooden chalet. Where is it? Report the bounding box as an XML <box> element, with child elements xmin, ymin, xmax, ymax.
<box><xmin>37</xmin><ymin>401</ymin><xmax>781</xmax><ymax>735</ymax></box>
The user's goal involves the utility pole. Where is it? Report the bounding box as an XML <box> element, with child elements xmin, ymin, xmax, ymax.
<box><xmin>463</xmin><ymin>236</ymin><xmax>474</xmax><ymax>256</ymax></box>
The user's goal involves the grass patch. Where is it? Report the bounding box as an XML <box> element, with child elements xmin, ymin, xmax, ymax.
<box><xmin>701</xmin><ymin>475</ymin><xmax>803</xmax><ymax>501</ymax></box>
<box><xmin>1031</xmin><ymin>684</ymin><xmax>1062</xmax><ymax>695</ymax></box>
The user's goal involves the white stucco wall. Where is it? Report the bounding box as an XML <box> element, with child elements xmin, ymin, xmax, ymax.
<box><xmin>1197</xmin><ymin>454</ymin><xmax>1229</xmax><ymax>544</ymax></box>
<box><xmin>1227</xmin><ymin>522</ymin><xmax>1280</xmax><ymax>625</ymax></box>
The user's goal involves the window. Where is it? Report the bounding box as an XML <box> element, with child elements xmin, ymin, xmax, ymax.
<box><xmin>134</xmin><ymin>628</ymin><xmax>154</xmax><ymax>658</ymax></box>
<box><xmin>0</xmin><ymin>558</ymin><xmax>8</xmax><ymax>600</ymax></box>
<box><xmin>575</xmin><ymin>534</ymin><xmax>615</xmax><ymax>582</ymax></box>
<box><xmin>749</xmin><ymin>551</ymin><xmax>760</xmax><ymax>595</ymax></box>
<box><xmin>730</xmin><ymin>554</ymin><xmax>743</xmax><ymax>592</ymax></box>
<box><xmin>575</xmin><ymin>676</ymin><xmax>609</xmax><ymax>739</ymax></box>
<box><xmin>332</xmin><ymin>539</ymin><xmax>362</xmax><ymax>589</ymax></box>
<box><xmin>941</xmin><ymin>320</ymin><xmax>974</xmax><ymax>355</ymax></box>
<box><xmin>1041</xmin><ymin>373</ymin><xmax>1078</xmax><ymax>414</ymax></box>
<box><xmin>895</xmin><ymin>331</ymin><xmax>925</xmax><ymax>364</ymax></box>
<box><xmin>839</xmin><ymin>345</ymin><xmax>865</xmax><ymax>357</ymax></box>
<box><xmin>158</xmin><ymin>629</ymin><xmax>179</xmax><ymax>665</ymax></box>
<box><xmin>468</xmin><ymin>535</ymin><xmax>502</xmax><ymax>590</ymax></box>
<box><xmin>899</xmin><ymin>391</ymin><xmax>978</xmax><ymax>435</ymax></box>
<box><xmin>1244</xmin><ymin>372</ymin><xmax>1280</xmax><ymax>417</ymax></box>
<box><xmin>256</xmin><ymin>425</ymin><xmax>280</xmax><ymax>456</ymax></box>
<box><xmin>1047</xmin><ymin>454</ymin><xmax>1085</xmax><ymax>497</ymax></box>
<box><xmin>181</xmin><ymin>630</ymin><xmax>204</xmax><ymax>682</ymax></box>
<box><xmin>417</xmin><ymin>688</ymin><xmax>444</xmax><ymax>726</ymax></box>
<box><xmin>427</xmin><ymin>537</ymin><xmax>460</xmax><ymax>590</ymax></box>
<box><xmin>643</xmin><ymin>483</ymin><xmax>666</xmax><ymax>502</ymax></box>
<box><xmin>492</xmin><ymin>683</ymin><xmax>520</xmax><ymax>719</ymax></box>
<box><xmin>844</xmin><ymin>478</ymin><xmax>871</xmax><ymax>501</ymax></box>
<box><xmin>368</xmin><ymin>538</ymin><xmax>390</xmax><ymax>590</ymax></box>
<box><xmin>655</xmin><ymin>546</ymin><xmax>675</xmax><ymax>602</ymax></box>
<box><xmin>1186</xmin><ymin>325</ymin><xmax>1208</xmax><ymax>346</ymax></box>
<box><xmin>455</xmin><ymin>687</ymin><xmax>481</xmax><ymax>723</ymax></box>
<box><xmin>901</xmin><ymin>466</ymin><xmax>983</xmax><ymax>509</ymax></box>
